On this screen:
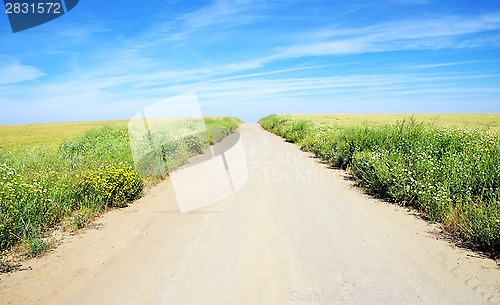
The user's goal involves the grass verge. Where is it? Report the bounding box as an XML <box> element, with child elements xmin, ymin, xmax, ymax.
<box><xmin>0</xmin><ymin>117</ymin><xmax>242</xmax><ymax>266</ymax></box>
<box><xmin>259</xmin><ymin>114</ymin><xmax>499</xmax><ymax>256</ymax></box>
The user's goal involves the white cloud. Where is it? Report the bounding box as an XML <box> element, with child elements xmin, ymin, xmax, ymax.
<box><xmin>275</xmin><ymin>13</ymin><xmax>500</xmax><ymax>59</ymax></box>
<box><xmin>129</xmin><ymin>0</ymin><xmax>267</xmax><ymax>50</ymax></box>
<box><xmin>0</xmin><ymin>60</ymin><xmax>45</xmax><ymax>85</ymax></box>
<box><xmin>403</xmin><ymin>60</ymin><xmax>490</xmax><ymax>70</ymax></box>
<box><xmin>2</xmin><ymin>68</ymin><xmax>499</xmax><ymax>124</ymax></box>
<box><xmin>178</xmin><ymin>0</ymin><xmax>263</xmax><ymax>31</ymax></box>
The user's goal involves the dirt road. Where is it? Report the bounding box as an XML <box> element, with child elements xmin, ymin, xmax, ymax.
<box><xmin>1</xmin><ymin>123</ymin><xmax>499</xmax><ymax>305</ymax></box>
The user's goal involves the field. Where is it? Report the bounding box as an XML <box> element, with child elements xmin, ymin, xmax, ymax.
<box><xmin>0</xmin><ymin>117</ymin><xmax>241</xmax><ymax>267</ymax></box>
<box><xmin>0</xmin><ymin>121</ymin><xmax>128</xmax><ymax>151</ymax></box>
<box><xmin>286</xmin><ymin>114</ymin><xmax>500</xmax><ymax>132</ymax></box>
<box><xmin>259</xmin><ymin>114</ymin><xmax>500</xmax><ymax>255</ymax></box>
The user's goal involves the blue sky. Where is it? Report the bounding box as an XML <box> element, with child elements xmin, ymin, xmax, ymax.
<box><xmin>1</xmin><ymin>0</ymin><xmax>500</xmax><ymax>124</ymax></box>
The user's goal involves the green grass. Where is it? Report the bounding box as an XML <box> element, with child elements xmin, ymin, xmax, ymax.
<box><xmin>285</xmin><ymin>114</ymin><xmax>500</xmax><ymax>133</ymax></box>
<box><xmin>0</xmin><ymin>120</ymin><xmax>128</xmax><ymax>151</ymax></box>
<box><xmin>259</xmin><ymin>114</ymin><xmax>500</xmax><ymax>255</ymax></box>
<box><xmin>0</xmin><ymin>117</ymin><xmax>242</xmax><ymax>260</ymax></box>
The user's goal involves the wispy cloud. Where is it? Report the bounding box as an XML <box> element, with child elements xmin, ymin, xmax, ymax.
<box><xmin>402</xmin><ymin>60</ymin><xmax>494</xmax><ymax>70</ymax></box>
<box><xmin>176</xmin><ymin>0</ymin><xmax>266</xmax><ymax>32</ymax></box>
<box><xmin>275</xmin><ymin>13</ymin><xmax>500</xmax><ymax>59</ymax></box>
<box><xmin>0</xmin><ymin>58</ymin><xmax>45</xmax><ymax>85</ymax></box>
<box><xmin>128</xmin><ymin>0</ymin><xmax>268</xmax><ymax>51</ymax></box>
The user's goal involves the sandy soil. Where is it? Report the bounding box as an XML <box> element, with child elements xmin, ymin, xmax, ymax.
<box><xmin>0</xmin><ymin>123</ymin><xmax>498</xmax><ymax>305</ymax></box>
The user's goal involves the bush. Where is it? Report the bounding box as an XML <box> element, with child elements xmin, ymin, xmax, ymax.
<box><xmin>76</xmin><ymin>166</ymin><xmax>143</xmax><ymax>208</ymax></box>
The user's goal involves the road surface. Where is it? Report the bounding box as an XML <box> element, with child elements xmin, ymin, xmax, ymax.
<box><xmin>1</xmin><ymin>123</ymin><xmax>499</xmax><ymax>305</ymax></box>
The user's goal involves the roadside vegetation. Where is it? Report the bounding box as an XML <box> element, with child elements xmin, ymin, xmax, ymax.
<box><xmin>287</xmin><ymin>114</ymin><xmax>500</xmax><ymax>133</ymax></box>
<box><xmin>259</xmin><ymin>114</ymin><xmax>500</xmax><ymax>256</ymax></box>
<box><xmin>0</xmin><ymin>120</ymin><xmax>128</xmax><ymax>151</ymax></box>
<box><xmin>0</xmin><ymin>117</ymin><xmax>241</xmax><ymax>266</ymax></box>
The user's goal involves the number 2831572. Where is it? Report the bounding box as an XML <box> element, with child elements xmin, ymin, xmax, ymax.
<box><xmin>5</xmin><ymin>2</ymin><xmax>62</xmax><ymax>14</ymax></box>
